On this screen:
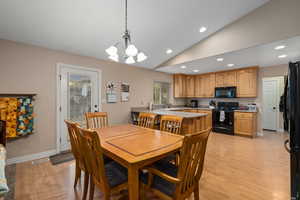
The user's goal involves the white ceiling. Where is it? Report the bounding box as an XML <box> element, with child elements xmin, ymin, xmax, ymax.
<box><xmin>156</xmin><ymin>36</ymin><xmax>300</xmax><ymax>74</ymax></box>
<box><xmin>0</xmin><ymin>0</ymin><xmax>269</xmax><ymax>69</ymax></box>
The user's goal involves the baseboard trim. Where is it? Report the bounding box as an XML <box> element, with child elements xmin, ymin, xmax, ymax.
<box><xmin>257</xmin><ymin>132</ymin><xmax>264</xmax><ymax>137</ymax></box>
<box><xmin>6</xmin><ymin>149</ymin><xmax>57</xmax><ymax>165</ymax></box>
<box><xmin>277</xmin><ymin>129</ymin><xmax>284</xmax><ymax>133</ymax></box>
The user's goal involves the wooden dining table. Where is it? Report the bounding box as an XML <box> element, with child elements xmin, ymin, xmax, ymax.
<box><xmin>94</xmin><ymin>124</ymin><xmax>184</xmax><ymax>200</ymax></box>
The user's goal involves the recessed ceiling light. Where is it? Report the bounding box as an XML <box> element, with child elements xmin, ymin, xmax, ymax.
<box><xmin>275</xmin><ymin>45</ymin><xmax>286</xmax><ymax>50</ymax></box>
<box><xmin>180</xmin><ymin>65</ymin><xmax>187</xmax><ymax>69</ymax></box>
<box><xmin>278</xmin><ymin>54</ymin><xmax>287</xmax><ymax>58</ymax></box>
<box><xmin>166</xmin><ymin>49</ymin><xmax>173</xmax><ymax>54</ymax></box>
<box><xmin>199</xmin><ymin>26</ymin><xmax>207</xmax><ymax>33</ymax></box>
<box><xmin>193</xmin><ymin>69</ymin><xmax>199</xmax><ymax>73</ymax></box>
<box><xmin>217</xmin><ymin>58</ymin><xmax>224</xmax><ymax>62</ymax></box>
<box><xmin>227</xmin><ymin>64</ymin><xmax>234</xmax><ymax>67</ymax></box>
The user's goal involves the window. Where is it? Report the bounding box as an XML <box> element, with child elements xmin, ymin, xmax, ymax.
<box><xmin>153</xmin><ymin>81</ymin><xmax>170</xmax><ymax>105</ymax></box>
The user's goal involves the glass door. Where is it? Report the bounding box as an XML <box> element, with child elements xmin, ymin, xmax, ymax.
<box><xmin>59</xmin><ymin>64</ymin><xmax>100</xmax><ymax>152</ymax></box>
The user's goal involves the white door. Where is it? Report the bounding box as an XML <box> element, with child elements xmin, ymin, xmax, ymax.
<box><xmin>262</xmin><ymin>79</ymin><xmax>278</xmax><ymax>131</ymax></box>
<box><xmin>58</xmin><ymin>64</ymin><xmax>100</xmax><ymax>152</ymax></box>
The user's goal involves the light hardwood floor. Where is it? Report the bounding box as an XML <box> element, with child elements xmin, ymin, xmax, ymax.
<box><xmin>14</xmin><ymin>132</ymin><xmax>289</xmax><ymax>200</ymax></box>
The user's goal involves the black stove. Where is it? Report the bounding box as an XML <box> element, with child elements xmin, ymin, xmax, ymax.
<box><xmin>212</xmin><ymin>102</ymin><xmax>239</xmax><ymax>135</ymax></box>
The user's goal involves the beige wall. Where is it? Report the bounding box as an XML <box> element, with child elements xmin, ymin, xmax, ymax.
<box><xmin>161</xmin><ymin>0</ymin><xmax>300</xmax><ymax>67</ymax></box>
<box><xmin>0</xmin><ymin>39</ymin><xmax>183</xmax><ymax>159</ymax></box>
<box><xmin>194</xmin><ymin>64</ymin><xmax>288</xmax><ymax>133</ymax></box>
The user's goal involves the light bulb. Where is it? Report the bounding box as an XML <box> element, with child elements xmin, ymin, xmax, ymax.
<box><xmin>137</xmin><ymin>52</ymin><xmax>147</xmax><ymax>62</ymax></box>
<box><xmin>125</xmin><ymin>56</ymin><xmax>135</xmax><ymax>64</ymax></box>
<box><xmin>109</xmin><ymin>54</ymin><xmax>119</xmax><ymax>62</ymax></box>
<box><xmin>105</xmin><ymin>46</ymin><xmax>118</xmax><ymax>56</ymax></box>
<box><xmin>125</xmin><ymin>44</ymin><xmax>138</xmax><ymax>57</ymax></box>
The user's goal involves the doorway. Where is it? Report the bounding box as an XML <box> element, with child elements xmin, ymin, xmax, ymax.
<box><xmin>56</xmin><ymin>63</ymin><xmax>101</xmax><ymax>153</ymax></box>
<box><xmin>262</xmin><ymin>76</ymin><xmax>284</xmax><ymax>131</ymax></box>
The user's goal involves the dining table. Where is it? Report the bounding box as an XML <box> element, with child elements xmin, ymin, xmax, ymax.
<box><xmin>94</xmin><ymin>124</ymin><xmax>184</xmax><ymax>200</ymax></box>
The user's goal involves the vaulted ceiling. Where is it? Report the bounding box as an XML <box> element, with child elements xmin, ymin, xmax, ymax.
<box><xmin>0</xmin><ymin>0</ymin><xmax>269</xmax><ymax>69</ymax></box>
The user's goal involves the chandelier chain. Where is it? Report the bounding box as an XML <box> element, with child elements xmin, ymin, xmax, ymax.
<box><xmin>125</xmin><ymin>0</ymin><xmax>128</xmax><ymax>32</ymax></box>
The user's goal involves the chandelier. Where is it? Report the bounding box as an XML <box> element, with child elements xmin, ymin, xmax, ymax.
<box><xmin>105</xmin><ymin>0</ymin><xmax>147</xmax><ymax>64</ymax></box>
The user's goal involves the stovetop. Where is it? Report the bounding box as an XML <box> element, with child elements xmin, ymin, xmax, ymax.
<box><xmin>215</xmin><ymin>102</ymin><xmax>239</xmax><ymax>111</ymax></box>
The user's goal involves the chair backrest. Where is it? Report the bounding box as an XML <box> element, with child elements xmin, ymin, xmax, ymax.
<box><xmin>64</xmin><ymin>120</ymin><xmax>81</xmax><ymax>160</ymax></box>
<box><xmin>160</xmin><ymin>115</ymin><xmax>183</xmax><ymax>135</ymax></box>
<box><xmin>77</xmin><ymin>126</ymin><xmax>110</xmax><ymax>189</ymax></box>
<box><xmin>137</xmin><ymin>112</ymin><xmax>156</xmax><ymax>129</ymax></box>
<box><xmin>176</xmin><ymin>129</ymin><xmax>211</xmax><ymax>197</ymax></box>
<box><xmin>85</xmin><ymin>112</ymin><xmax>109</xmax><ymax>129</ymax></box>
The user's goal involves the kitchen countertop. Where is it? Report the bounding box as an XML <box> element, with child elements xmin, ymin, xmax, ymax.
<box><xmin>234</xmin><ymin>110</ymin><xmax>258</xmax><ymax>113</ymax></box>
<box><xmin>131</xmin><ymin>107</ymin><xmax>208</xmax><ymax>118</ymax></box>
<box><xmin>150</xmin><ymin>110</ymin><xmax>207</xmax><ymax>118</ymax></box>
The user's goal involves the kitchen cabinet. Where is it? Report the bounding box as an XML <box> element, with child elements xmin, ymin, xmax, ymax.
<box><xmin>173</xmin><ymin>66</ymin><xmax>258</xmax><ymax>98</ymax></box>
<box><xmin>197</xmin><ymin>109</ymin><xmax>212</xmax><ymax>129</ymax></box>
<box><xmin>194</xmin><ymin>73</ymin><xmax>215</xmax><ymax>97</ymax></box>
<box><xmin>178</xmin><ymin>109</ymin><xmax>212</xmax><ymax>130</ymax></box>
<box><xmin>174</xmin><ymin>74</ymin><xmax>186</xmax><ymax>98</ymax></box>
<box><xmin>234</xmin><ymin>111</ymin><xmax>257</xmax><ymax>138</ymax></box>
<box><xmin>216</xmin><ymin>71</ymin><xmax>236</xmax><ymax>87</ymax></box>
<box><xmin>186</xmin><ymin>75</ymin><xmax>195</xmax><ymax>97</ymax></box>
<box><xmin>236</xmin><ymin>67</ymin><xmax>258</xmax><ymax>97</ymax></box>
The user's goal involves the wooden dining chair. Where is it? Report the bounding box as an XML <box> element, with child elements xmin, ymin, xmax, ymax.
<box><xmin>77</xmin><ymin>127</ymin><xmax>128</xmax><ymax>200</ymax></box>
<box><xmin>140</xmin><ymin>129</ymin><xmax>211</xmax><ymax>200</ymax></box>
<box><xmin>64</xmin><ymin>120</ymin><xmax>90</xmax><ymax>200</ymax></box>
<box><xmin>85</xmin><ymin>112</ymin><xmax>109</xmax><ymax>129</ymax></box>
<box><xmin>160</xmin><ymin>115</ymin><xmax>183</xmax><ymax>135</ymax></box>
<box><xmin>137</xmin><ymin>112</ymin><xmax>156</xmax><ymax>129</ymax></box>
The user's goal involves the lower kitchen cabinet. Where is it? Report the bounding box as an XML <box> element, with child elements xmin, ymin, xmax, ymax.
<box><xmin>234</xmin><ymin>111</ymin><xmax>257</xmax><ymax>138</ymax></box>
<box><xmin>197</xmin><ymin>109</ymin><xmax>212</xmax><ymax>129</ymax></box>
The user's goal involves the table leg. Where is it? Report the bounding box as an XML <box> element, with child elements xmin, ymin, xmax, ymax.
<box><xmin>128</xmin><ymin>164</ymin><xmax>139</xmax><ymax>200</ymax></box>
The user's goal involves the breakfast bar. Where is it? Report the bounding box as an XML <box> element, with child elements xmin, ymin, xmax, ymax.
<box><xmin>132</xmin><ymin>108</ymin><xmax>210</xmax><ymax>134</ymax></box>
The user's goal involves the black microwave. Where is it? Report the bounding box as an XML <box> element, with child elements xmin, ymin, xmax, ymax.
<box><xmin>215</xmin><ymin>87</ymin><xmax>236</xmax><ymax>98</ymax></box>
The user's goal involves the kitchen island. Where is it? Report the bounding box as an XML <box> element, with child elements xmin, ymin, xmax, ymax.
<box><xmin>131</xmin><ymin>107</ymin><xmax>210</xmax><ymax>135</ymax></box>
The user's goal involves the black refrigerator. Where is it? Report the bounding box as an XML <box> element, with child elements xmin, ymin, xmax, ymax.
<box><xmin>283</xmin><ymin>61</ymin><xmax>300</xmax><ymax>199</ymax></box>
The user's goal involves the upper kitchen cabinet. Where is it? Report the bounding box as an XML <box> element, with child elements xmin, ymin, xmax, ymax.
<box><xmin>173</xmin><ymin>66</ymin><xmax>258</xmax><ymax>98</ymax></box>
<box><xmin>202</xmin><ymin>73</ymin><xmax>215</xmax><ymax>97</ymax></box>
<box><xmin>236</xmin><ymin>67</ymin><xmax>258</xmax><ymax>97</ymax></box>
<box><xmin>186</xmin><ymin>75</ymin><xmax>195</xmax><ymax>97</ymax></box>
<box><xmin>194</xmin><ymin>73</ymin><xmax>215</xmax><ymax>97</ymax></box>
<box><xmin>194</xmin><ymin>75</ymin><xmax>203</xmax><ymax>97</ymax></box>
<box><xmin>173</xmin><ymin>74</ymin><xmax>186</xmax><ymax>98</ymax></box>
<box><xmin>216</xmin><ymin>71</ymin><xmax>236</xmax><ymax>87</ymax></box>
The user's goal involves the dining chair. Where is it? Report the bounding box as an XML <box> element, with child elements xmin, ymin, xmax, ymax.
<box><xmin>160</xmin><ymin>115</ymin><xmax>183</xmax><ymax>135</ymax></box>
<box><xmin>137</xmin><ymin>112</ymin><xmax>156</xmax><ymax>129</ymax></box>
<box><xmin>64</xmin><ymin>120</ymin><xmax>90</xmax><ymax>200</ymax></box>
<box><xmin>77</xmin><ymin>126</ymin><xmax>128</xmax><ymax>200</ymax></box>
<box><xmin>85</xmin><ymin>112</ymin><xmax>109</xmax><ymax>129</ymax></box>
<box><xmin>140</xmin><ymin>128</ymin><xmax>211</xmax><ymax>200</ymax></box>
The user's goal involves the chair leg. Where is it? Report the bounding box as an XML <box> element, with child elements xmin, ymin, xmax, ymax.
<box><xmin>89</xmin><ymin>177</ymin><xmax>95</xmax><ymax>200</ymax></box>
<box><xmin>194</xmin><ymin>183</ymin><xmax>200</xmax><ymax>200</ymax></box>
<box><xmin>82</xmin><ymin>173</ymin><xmax>89</xmax><ymax>200</ymax></box>
<box><xmin>74</xmin><ymin>161</ymin><xmax>81</xmax><ymax>188</ymax></box>
<box><xmin>104</xmin><ymin>192</ymin><xmax>110</xmax><ymax>200</ymax></box>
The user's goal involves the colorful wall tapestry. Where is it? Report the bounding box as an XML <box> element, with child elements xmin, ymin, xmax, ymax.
<box><xmin>0</xmin><ymin>97</ymin><xmax>34</xmax><ymax>139</ymax></box>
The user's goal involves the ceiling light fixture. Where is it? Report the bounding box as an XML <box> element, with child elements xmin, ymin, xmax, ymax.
<box><xmin>227</xmin><ymin>64</ymin><xmax>234</xmax><ymax>67</ymax></box>
<box><xmin>275</xmin><ymin>45</ymin><xmax>286</xmax><ymax>50</ymax></box>
<box><xmin>217</xmin><ymin>58</ymin><xmax>224</xmax><ymax>62</ymax></box>
<box><xmin>199</xmin><ymin>26</ymin><xmax>207</xmax><ymax>33</ymax></box>
<box><xmin>180</xmin><ymin>65</ymin><xmax>187</xmax><ymax>69</ymax></box>
<box><xmin>105</xmin><ymin>0</ymin><xmax>147</xmax><ymax>63</ymax></box>
<box><xmin>166</xmin><ymin>49</ymin><xmax>173</xmax><ymax>54</ymax></box>
<box><xmin>278</xmin><ymin>54</ymin><xmax>287</xmax><ymax>58</ymax></box>
<box><xmin>193</xmin><ymin>69</ymin><xmax>199</xmax><ymax>73</ymax></box>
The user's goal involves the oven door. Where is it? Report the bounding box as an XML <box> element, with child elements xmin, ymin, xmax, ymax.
<box><xmin>212</xmin><ymin>110</ymin><xmax>234</xmax><ymax>134</ymax></box>
<box><xmin>215</xmin><ymin>87</ymin><xmax>236</xmax><ymax>98</ymax></box>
